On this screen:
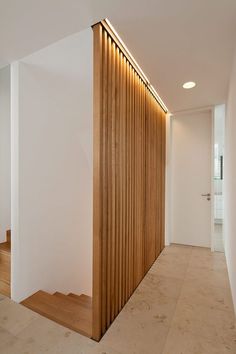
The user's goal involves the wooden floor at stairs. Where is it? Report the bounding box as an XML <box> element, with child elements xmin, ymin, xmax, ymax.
<box><xmin>0</xmin><ymin>230</ymin><xmax>11</xmax><ymax>297</ymax></box>
<box><xmin>21</xmin><ymin>291</ymin><xmax>92</xmax><ymax>338</ymax></box>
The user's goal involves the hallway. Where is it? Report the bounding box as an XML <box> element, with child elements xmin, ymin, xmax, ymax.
<box><xmin>0</xmin><ymin>244</ymin><xmax>235</xmax><ymax>354</ymax></box>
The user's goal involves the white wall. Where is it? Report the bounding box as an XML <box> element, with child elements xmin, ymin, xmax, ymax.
<box><xmin>11</xmin><ymin>28</ymin><xmax>93</xmax><ymax>302</ymax></box>
<box><xmin>165</xmin><ymin>114</ymin><xmax>172</xmax><ymax>246</ymax></box>
<box><xmin>0</xmin><ymin>66</ymin><xmax>11</xmax><ymax>242</ymax></box>
<box><xmin>225</xmin><ymin>49</ymin><xmax>236</xmax><ymax>313</ymax></box>
<box><xmin>214</xmin><ymin>105</ymin><xmax>225</xmax><ymax>157</ymax></box>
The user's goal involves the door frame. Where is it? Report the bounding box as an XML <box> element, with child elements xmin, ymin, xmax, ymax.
<box><xmin>165</xmin><ymin>106</ymin><xmax>215</xmax><ymax>251</ymax></box>
<box><xmin>210</xmin><ymin>108</ymin><xmax>215</xmax><ymax>252</ymax></box>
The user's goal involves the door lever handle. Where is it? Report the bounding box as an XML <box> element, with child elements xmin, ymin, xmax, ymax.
<box><xmin>201</xmin><ymin>193</ymin><xmax>211</xmax><ymax>197</ymax></box>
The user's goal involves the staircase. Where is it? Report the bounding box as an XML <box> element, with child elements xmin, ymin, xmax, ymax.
<box><xmin>21</xmin><ymin>291</ymin><xmax>92</xmax><ymax>337</ymax></box>
<box><xmin>0</xmin><ymin>230</ymin><xmax>11</xmax><ymax>297</ymax></box>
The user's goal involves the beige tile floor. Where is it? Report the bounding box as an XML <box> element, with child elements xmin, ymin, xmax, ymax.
<box><xmin>0</xmin><ymin>244</ymin><xmax>235</xmax><ymax>354</ymax></box>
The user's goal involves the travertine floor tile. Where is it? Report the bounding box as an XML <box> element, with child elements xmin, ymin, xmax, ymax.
<box><xmin>185</xmin><ymin>265</ymin><xmax>230</xmax><ymax>289</ymax></box>
<box><xmin>162</xmin><ymin>327</ymin><xmax>235</xmax><ymax>354</ymax></box>
<box><xmin>140</xmin><ymin>273</ymin><xmax>184</xmax><ymax>299</ymax></box>
<box><xmin>86</xmin><ymin>345</ymin><xmax>122</xmax><ymax>354</ymax></box>
<box><xmin>179</xmin><ymin>279</ymin><xmax>234</xmax><ymax>312</ymax></box>
<box><xmin>0</xmin><ymin>326</ymin><xmax>18</xmax><ymax>352</ymax></box>
<box><xmin>0</xmin><ymin>294</ymin><xmax>6</xmax><ymax>302</ymax></box>
<box><xmin>117</xmin><ymin>290</ymin><xmax>176</xmax><ymax>328</ymax></box>
<box><xmin>0</xmin><ymin>244</ymin><xmax>235</xmax><ymax>354</ymax></box>
<box><xmin>150</xmin><ymin>260</ymin><xmax>187</xmax><ymax>279</ymax></box>
<box><xmin>17</xmin><ymin>316</ymin><xmax>74</xmax><ymax>350</ymax></box>
<box><xmin>131</xmin><ymin>287</ymin><xmax>178</xmax><ymax>328</ymax></box>
<box><xmin>43</xmin><ymin>329</ymin><xmax>96</xmax><ymax>354</ymax></box>
<box><xmin>101</xmin><ymin>311</ymin><xmax>169</xmax><ymax>354</ymax></box>
<box><xmin>162</xmin><ymin>244</ymin><xmax>193</xmax><ymax>256</ymax></box>
<box><xmin>0</xmin><ymin>335</ymin><xmax>53</xmax><ymax>354</ymax></box>
<box><xmin>171</xmin><ymin>301</ymin><xmax>236</xmax><ymax>348</ymax></box>
<box><xmin>0</xmin><ymin>298</ymin><xmax>39</xmax><ymax>335</ymax></box>
<box><xmin>189</xmin><ymin>249</ymin><xmax>227</xmax><ymax>271</ymax></box>
<box><xmin>156</xmin><ymin>250</ymin><xmax>191</xmax><ymax>265</ymax></box>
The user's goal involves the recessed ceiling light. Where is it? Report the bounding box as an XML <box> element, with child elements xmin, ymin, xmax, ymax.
<box><xmin>183</xmin><ymin>81</ymin><xmax>196</xmax><ymax>89</ymax></box>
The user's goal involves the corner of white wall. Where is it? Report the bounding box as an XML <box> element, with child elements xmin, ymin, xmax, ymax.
<box><xmin>0</xmin><ymin>65</ymin><xmax>11</xmax><ymax>243</ymax></box>
<box><xmin>165</xmin><ymin>113</ymin><xmax>172</xmax><ymax>246</ymax></box>
<box><xmin>225</xmin><ymin>48</ymin><xmax>236</xmax><ymax>314</ymax></box>
<box><xmin>10</xmin><ymin>28</ymin><xmax>93</xmax><ymax>302</ymax></box>
<box><xmin>10</xmin><ymin>62</ymin><xmax>20</xmax><ymax>301</ymax></box>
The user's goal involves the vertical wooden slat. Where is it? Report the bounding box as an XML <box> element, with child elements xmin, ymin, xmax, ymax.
<box><xmin>92</xmin><ymin>23</ymin><xmax>103</xmax><ymax>342</ymax></box>
<box><xmin>161</xmin><ymin>110</ymin><xmax>166</xmax><ymax>251</ymax></box>
<box><xmin>100</xmin><ymin>28</ymin><xmax>108</xmax><ymax>335</ymax></box>
<box><xmin>111</xmin><ymin>41</ymin><xmax>116</xmax><ymax>322</ymax></box>
<box><xmin>123</xmin><ymin>56</ymin><xmax>127</xmax><ymax>307</ymax></box>
<box><xmin>128</xmin><ymin>64</ymin><xmax>133</xmax><ymax>297</ymax></box>
<box><xmin>124</xmin><ymin>58</ymin><xmax>128</xmax><ymax>302</ymax></box>
<box><xmin>144</xmin><ymin>89</ymin><xmax>149</xmax><ymax>271</ymax></box>
<box><xmin>93</xmin><ymin>22</ymin><xmax>167</xmax><ymax>341</ymax></box>
<box><xmin>141</xmin><ymin>79</ymin><xmax>145</xmax><ymax>277</ymax></box>
<box><xmin>133</xmin><ymin>73</ymin><xmax>138</xmax><ymax>287</ymax></box>
<box><xmin>126</xmin><ymin>63</ymin><xmax>130</xmax><ymax>299</ymax></box>
<box><xmin>118</xmin><ymin>50</ymin><xmax>123</xmax><ymax>313</ymax></box>
<box><xmin>106</xmin><ymin>34</ymin><xmax>112</xmax><ymax>328</ymax></box>
<box><xmin>114</xmin><ymin>44</ymin><xmax>120</xmax><ymax>317</ymax></box>
<box><xmin>155</xmin><ymin>101</ymin><xmax>160</xmax><ymax>258</ymax></box>
<box><xmin>130</xmin><ymin>67</ymin><xmax>135</xmax><ymax>295</ymax></box>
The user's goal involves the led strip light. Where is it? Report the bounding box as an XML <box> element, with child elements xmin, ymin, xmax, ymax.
<box><xmin>102</xmin><ymin>18</ymin><xmax>169</xmax><ymax>113</ymax></box>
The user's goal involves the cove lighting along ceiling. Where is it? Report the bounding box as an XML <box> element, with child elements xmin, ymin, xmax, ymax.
<box><xmin>183</xmin><ymin>81</ymin><xmax>196</xmax><ymax>89</ymax></box>
<box><xmin>105</xmin><ymin>18</ymin><xmax>168</xmax><ymax>113</ymax></box>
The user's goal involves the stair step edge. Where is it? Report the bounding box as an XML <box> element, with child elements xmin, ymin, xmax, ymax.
<box><xmin>21</xmin><ymin>291</ymin><xmax>92</xmax><ymax>337</ymax></box>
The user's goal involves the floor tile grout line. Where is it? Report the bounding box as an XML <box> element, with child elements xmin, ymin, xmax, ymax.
<box><xmin>161</xmin><ymin>247</ymin><xmax>236</xmax><ymax>352</ymax></box>
<box><xmin>160</xmin><ymin>245</ymin><xmax>193</xmax><ymax>354</ymax></box>
<box><xmin>183</xmin><ymin>246</ymin><xmax>235</xmax><ymax>311</ymax></box>
<box><xmin>160</xmin><ymin>245</ymin><xmax>234</xmax><ymax>353</ymax></box>
<box><xmin>162</xmin><ymin>245</ymin><xmax>236</xmax><ymax>348</ymax></box>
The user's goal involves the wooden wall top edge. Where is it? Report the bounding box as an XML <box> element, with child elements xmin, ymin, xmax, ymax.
<box><xmin>92</xmin><ymin>21</ymin><xmax>168</xmax><ymax>114</ymax></box>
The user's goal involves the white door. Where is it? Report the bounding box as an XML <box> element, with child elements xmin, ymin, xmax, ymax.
<box><xmin>171</xmin><ymin>110</ymin><xmax>212</xmax><ymax>247</ymax></box>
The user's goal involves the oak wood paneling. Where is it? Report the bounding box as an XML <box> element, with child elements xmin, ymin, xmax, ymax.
<box><xmin>93</xmin><ymin>22</ymin><xmax>166</xmax><ymax>341</ymax></box>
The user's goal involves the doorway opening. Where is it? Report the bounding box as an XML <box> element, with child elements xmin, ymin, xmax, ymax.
<box><xmin>0</xmin><ymin>65</ymin><xmax>11</xmax><ymax>297</ymax></box>
<box><xmin>213</xmin><ymin>104</ymin><xmax>225</xmax><ymax>252</ymax></box>
<box><xmin>168</xmin><ymin>105</ymin><xmax>225</xmax><ymax>252</ymax></box>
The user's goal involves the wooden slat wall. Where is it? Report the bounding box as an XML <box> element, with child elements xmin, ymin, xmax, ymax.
<box><xmin>93</xmin><ymin>22</ymin><xmax>166</xmax><ymax>341</ymax></box>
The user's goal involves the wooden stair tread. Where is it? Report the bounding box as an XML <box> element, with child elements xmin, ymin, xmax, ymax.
<box><xmin>53</xmin><ymin>291</ymin><xmax>70</xmax><ymax>300</ymax></box>
<box><xmin>54</xmin><ymin>292</ymin><xmax>91</xmax><ymax>310</ymax></box>
<box><xmin>0</xmin><ymin>239</ymin><xmax>11</xmax><ymax>298</ymax></box>
<box><xmin>53</xmin><ymin>292</ymin><xmax>85</xmax><ymax>305</ymax></box>
<box><xmin>21</xmin><ymin>291</ymin><xmax>92</xmax><ymax>337</ymax></box>
<box><xmin>68</xmin><ymin>293</ymin><xmax>81</xmax><ymax>300</ymax></box>
<box><xmin>0</xmin><ymin>279</ymin><xmax>10</xmax><ymax>297</ymax></box>
<box><xmin>0</xmin><ymin>241</ymin><xmax>11</xmax><ymax>255</ymax></box>
<box><xmin>6</xmin><ymin>230</ymin><xmax>11</xmax><ymax>243</ymax></box>
<box><xmin>79</xmin><ymin>294</ymin><xmax>92</xmax><ymax>303</ymax></box>
<box><xmin>68</xmin><ymin>293</ymin><xmax>92</xmax><ymax>309</ymax></box>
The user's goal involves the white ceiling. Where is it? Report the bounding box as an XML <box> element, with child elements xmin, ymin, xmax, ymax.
<box><xmin>1</xmin><ymin>0</ymin><xmax>236</xmax><ymax>112</ymax></box>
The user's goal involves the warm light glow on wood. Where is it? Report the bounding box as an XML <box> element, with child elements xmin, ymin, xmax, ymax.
<box><xmin>93</xmin><ymin>23</ymin><xmax>166</xmax><ymax>341</ymax></box>
<box><xmin>103</xmin><ymin>18</ymin><xmax>168</xmax><ymax>113</ymax></box>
